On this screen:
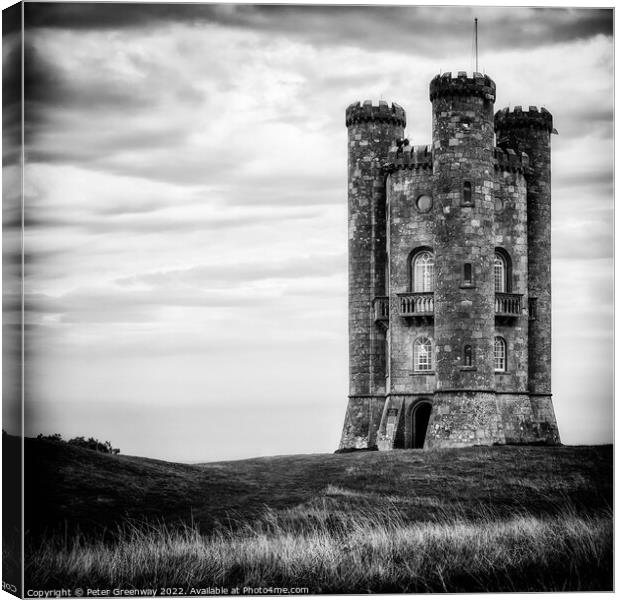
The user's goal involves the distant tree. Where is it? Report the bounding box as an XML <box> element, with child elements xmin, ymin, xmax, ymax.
<box><xmin>68</xmin><ymin>436</ymin><xmax>120</xmax><ymax>455</ymax></box>
<box><xmin>36</xmin><ymin>433</ymin><xmax>120</xmax><ymax>454</ymax></box>
<box><xmin>37</xmin><ymin>433</ymin><xmax>63</xmax><ymax>442</ymax></box>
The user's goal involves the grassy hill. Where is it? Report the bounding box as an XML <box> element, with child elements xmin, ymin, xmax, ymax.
<box><xmin>16</xmin><ymin>436</ymin><xmax>613</xmax><ymax>592</ymax></box>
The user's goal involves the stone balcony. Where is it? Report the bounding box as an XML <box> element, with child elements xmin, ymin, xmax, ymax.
<box><xmin>495</xmin><ymin>292</ymin><xmax>522</xmax><ymax>317</ymax></box>
<box><xmin>373</xmin><ymin>292</ymin><xmax>521</xmax><ymax>324</ymax></box>
<box><xmin>397</xmin><ymin>292</ymin><xmax>434</xmax><ymax>317</ymax></box>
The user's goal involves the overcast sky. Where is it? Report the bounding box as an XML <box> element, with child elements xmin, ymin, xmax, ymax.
<box><xmin>3</xmin><ymin>4</ymin><xmax>613</xmax><ymax>461</ymax></box>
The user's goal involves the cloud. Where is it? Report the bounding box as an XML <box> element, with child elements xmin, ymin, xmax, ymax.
<box><xmin>24</xmin><ymin>246</ymin><xmax>346</xmax><ymax>335</ymax></box>
<box><xmin>22</xmin><ymin>24</ymin><xmax>349</xmax><ymax>189</ymax></box>
<box><xmin>115</xmin><ymin>253</ymin><xmax>346</xmax><ymax>288</ymax></box>
<box><xmin>25</xmin><ymin>287</ymin><xmax>277</xmax><ymax>322</ymax></box>
<box><xmin>27</xmin><ymin>252</ymin><xmax>346</xmax><ymax>320</ymax></box>
<box><xmin>3</xmin><ymin>33</ymin><xmax>23</xmax><ymax>163</ymax></box>
<box><xmin>553</xmin><ymin>218</ymin><xmax>613</xmax><ymax>260</ymax></box>
<box><xmin>24</xmin><ymin>32</ymin><xmax>205</xmax><ymax>112</ymax></box>
<box><xmin>25</xmin><ymin>5</ymin><xmax>612</xmax><ymax>55</ymax></box>
<box><xmin>24</xmin><ymin>203</ymin><xmax>323</xmax><ymax>235</ymax></box>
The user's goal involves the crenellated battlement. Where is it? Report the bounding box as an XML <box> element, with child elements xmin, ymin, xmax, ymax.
<box><xmin>495</xmin><ymin>106</ymin><xmax>554</xmax><ymax>134</ymax></box>
<box><xmin>429</xmin><ymin>71</ymin><xmax>496</xmax><ymax>102</ymax></box>
<box><xmin>384</xmin><ymin>143</ymin><xmax>432</xmax><ymax>172</ymax></box>
<box><xmin>493</xmin><ymin>146</ymin><xmax>529</xmax><ymax>173</ymax></box>
<box><xmin>345</xmin><ymin>100</ymin><xmax>407</xmax><ymax>128</ymax></box>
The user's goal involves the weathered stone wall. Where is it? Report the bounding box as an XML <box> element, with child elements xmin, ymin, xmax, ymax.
<box><xmin>339</xmin><ymin>395</ymin><xmax>386</xmax><ymax>449</ymax></box>
<box><xmin>495</xmin><ymin>107</ymin><xmax>553</xmax><ymax>396</ymax></box>
<box><xmin>430</xmin><ymin>73</ymin><xmax>497</xmax><ymax>397</ymax></box>
<box><xmin>425</xmin><ymin>74</ymin><xmax>504</xmax><ymax>446</ymax></box>
<box><xmin>346</xmin><ymin>101</ymin><xmax>405</xmax><ymax>397</ymax></box>
<box><xmin>494</xmin><ymin>323</ymin><xmax>528</xmax><ymax>392</ymax></box>
<box><xmin>376</xmin><ymin>394</ymin><xmax>406</xmax><ymax>450</ymax></box>
<box><xmin>340</xmin><ymin>101</ymin><xmax>405</xmax><ymax>449</ymax></box>
<box><xmin>386</xmin><ymin>164</ymin><xmax>434</xmax><ymax>394</ymax></box>
<box><xmin>426</xmin><ymin>391</ymin><xmax>504</xmax><ymax>448</ymax></box>
<box><xmin>530</xmin><ymin>395</ymin><xmax>561</xmax><ymax>444</ymax></box>
<box><xmin>493</xmin><ymin>164</ymin><xmax>529</xmax><ymax>392</ymax></box>
<box><xmin>496</xmin><ymin>393</ymin><xmax>560</xmax><ymax>444</ymax></box>
<box><xmin>496</xmin><ymin>393</ymin><xmax>536</xmax><ymax>443</ymax></box>
<box><xmin>495</xmin><ymin>107</ymin><xmax>559</xmax><ymax>443</ymax></box>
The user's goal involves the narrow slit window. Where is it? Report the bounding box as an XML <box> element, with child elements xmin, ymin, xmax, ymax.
<box><xmin>464</xmin><ymin>263</ymin><xmax>473</xmax><ymax>285</ymax></box>
<box><xmin>463</xmin><ymin>181</ymin><xmax>473</xmax><ymax>206</ymax></box>
<box><xmin>464</xmin><ymin>345</ymin><xmax>473</xmax><ymax>367</ymax></box>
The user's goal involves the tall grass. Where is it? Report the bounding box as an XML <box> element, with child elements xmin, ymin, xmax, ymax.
<box><xmin>26</xmin><ymin>502</ymin><xmax>612</xmax><ymax>593</ymax></box>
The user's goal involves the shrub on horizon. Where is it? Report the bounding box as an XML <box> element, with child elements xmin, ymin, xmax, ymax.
<box><xmin>36</xmin><ymin>433</ymin><xmax>120</xmax><ymax>455</ymax></box>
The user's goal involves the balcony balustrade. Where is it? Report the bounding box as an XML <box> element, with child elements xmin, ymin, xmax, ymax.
<box><xmin>495</xmin><ymin>292</ymin><xmax>522</xmax><ymax>317</ymax></box>
<box><xmin>397</xmin><ymin>292</ymin><xmax>434</xmax><ymax>317</ymax></box>
<box><xmin>374</xmin><ymin>292</ymin><xmax>520</xmax><ymax>322</ymax></box>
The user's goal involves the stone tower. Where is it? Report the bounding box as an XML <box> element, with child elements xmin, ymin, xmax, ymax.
<box><xmin>339</xmin><ymin>71</ymin><xmax>560</xmax><ymax>451</ymax></box>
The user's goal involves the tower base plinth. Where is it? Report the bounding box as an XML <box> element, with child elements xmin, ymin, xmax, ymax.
<box><xmin>339</xmin><ymin>395</ymin><xmax>386</xmax><ymax>450</ymax></box>
<box><xmin>425</xmin><ymin>391</ymin><xmax>504</xmax><ymax>449</ymax></box>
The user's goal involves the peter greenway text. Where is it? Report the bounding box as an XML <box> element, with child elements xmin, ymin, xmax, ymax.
<box><xmin>25</xmin><ymin>586</ymin><xmax>311</xmax><ymax>597</ymax></box>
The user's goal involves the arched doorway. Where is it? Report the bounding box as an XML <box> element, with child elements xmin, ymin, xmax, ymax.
<box><xmin>412</xmin><ymin>401</ymin><xmax>432</xmax><ymax>449</ymax></box>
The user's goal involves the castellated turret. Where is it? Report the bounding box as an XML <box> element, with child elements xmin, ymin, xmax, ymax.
<box><xmin>340</xmin><ymin>100</ymin><xmax>405</xmax><ymax>449</ymax></box>
<box><xmin>339</xmin><ymin>72</ymin><xmax>560</xmax><ymax>451</ymax></box>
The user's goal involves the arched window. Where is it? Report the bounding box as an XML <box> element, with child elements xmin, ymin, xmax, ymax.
<box><xmin>494</xmin><ymin>252</ymin><xmax>507</xmax><ymax>292</ymax></box>
<box><xmin>414</xmin><ymin>337</ymin><xmax>433</xmax><ymax>372</ymax></box>
<box><xmin>463</xmin><ymin>344</ymin><xmax>473</xmax><ymax>367</ymax></box>
<box><xmin>494</xmin><ymin>337</ymin><xmax>506</xmax><ymax>372</ymax></box>
<box><xmin>412</xmin><ymin>250</ymin><xmax>434</xmax><ymax>292</ymax></box>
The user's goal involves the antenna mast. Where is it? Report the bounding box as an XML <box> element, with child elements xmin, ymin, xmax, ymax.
<box><xmin>474</xmin><ymin>18</ymin><xmax>478</xmax><ymax>72</ymax></box>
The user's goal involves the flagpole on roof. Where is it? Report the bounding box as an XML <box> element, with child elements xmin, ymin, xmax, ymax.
<box><xmin>475</xmin><ymin>18</ymin><xmax>478</xmax><ymax>73</ymax></box>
